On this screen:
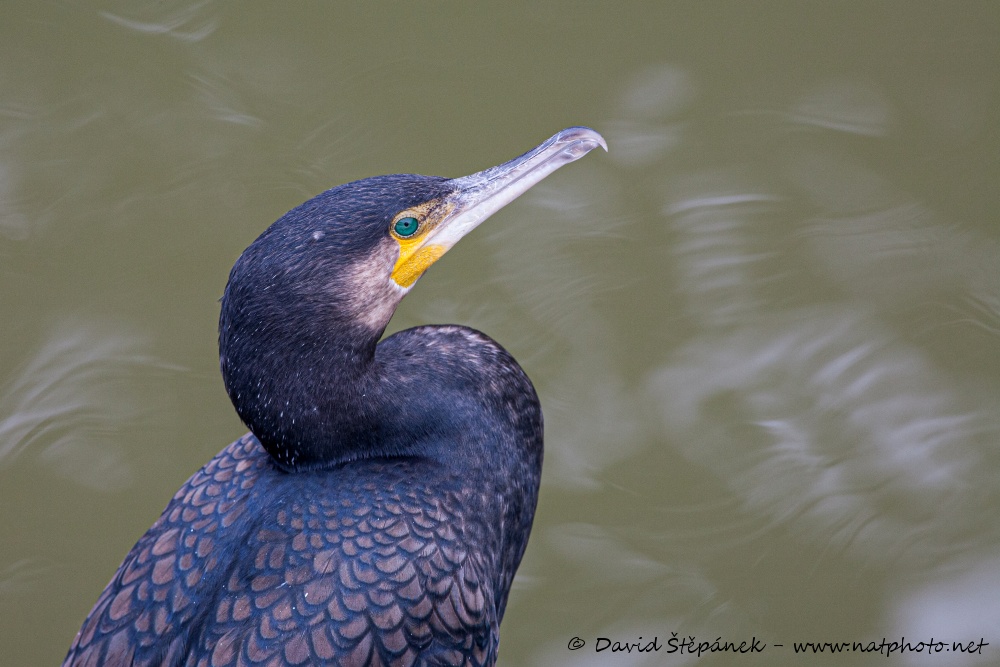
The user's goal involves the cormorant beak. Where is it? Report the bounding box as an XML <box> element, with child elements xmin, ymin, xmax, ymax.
<box><xmin>390</xmin><ymin>126</ymin><xmax>607</xmax><ymax>288</ymax></box>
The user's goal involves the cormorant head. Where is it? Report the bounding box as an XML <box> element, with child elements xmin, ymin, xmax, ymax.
<box><xmin>222</xmin><ymin>127</ymin><xmax>606</xmax><ymax>350</ymax></box>
<box><xmin>219</xmin><ymin>127</ymin><xmax>606</xmax><ymax>467</ymax></box>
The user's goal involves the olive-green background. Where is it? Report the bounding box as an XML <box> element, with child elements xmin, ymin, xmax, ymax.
<box><xmin>2</xmin><ymin>2</ymin><xmax>998</xmax><ymax>665</ymax></box>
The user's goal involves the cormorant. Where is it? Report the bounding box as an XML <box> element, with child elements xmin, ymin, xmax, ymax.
<box><xmin>62</xmin><ymin>126</ymin><xmax>606</xmax><ymax>666</ymax></box>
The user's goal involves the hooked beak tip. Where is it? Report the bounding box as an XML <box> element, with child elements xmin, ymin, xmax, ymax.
<box><xmin>553</xmin><ymin>126</ymin><xmax>608</xmax><ymax>153</ymax></box>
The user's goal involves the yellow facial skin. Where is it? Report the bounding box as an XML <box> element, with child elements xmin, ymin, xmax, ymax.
<box><xmin>389</xmin><ymin>200</ymin><xmax>455</xmax><ymax>288</ymax></box>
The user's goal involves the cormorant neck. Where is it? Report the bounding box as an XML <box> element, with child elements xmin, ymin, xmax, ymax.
<box><xmin>220</xmin><ymin>314</ymin><xmax>541</xmax><ymax>482</ymax></box>
<box><xmin>219</xmin><ymin>288</ymin><xmax>393</xmax><ymax>470</ymax></box>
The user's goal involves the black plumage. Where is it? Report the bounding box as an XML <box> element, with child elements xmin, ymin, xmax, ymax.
<box><xmin>63</xmin><ymin>127</ymin><xmax>605</xmax><ymax>666</ymax></box>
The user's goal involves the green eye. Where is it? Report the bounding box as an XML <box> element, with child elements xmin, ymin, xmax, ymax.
<box><xmin>393</xmin><ymin>216</ymin><xmax>420</xmax><ymax>238</ymax></box>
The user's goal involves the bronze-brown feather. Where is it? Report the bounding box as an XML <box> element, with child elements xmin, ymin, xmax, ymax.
<box><xmin>64</xmin><ymin>434</ymin><xmax>500</xmax><ymax>667</ymax></box>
